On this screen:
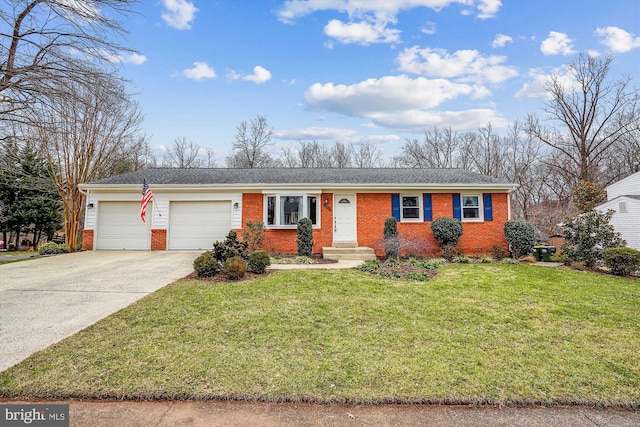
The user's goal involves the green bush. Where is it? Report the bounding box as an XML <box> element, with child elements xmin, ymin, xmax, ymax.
<box><xmin>560</xmin><ymin>210</ymin><xmax>624</xmax><ymax>268</ymax></box>
<box><xmin>296</xmin><ymin>217</ymin><xmax>314</xmax><ymax>257</ymax></box>
<box><xmin>503</xmin><ymin>220</ymin><xmax>535</xmax><ymax>259</ymax></box>
<box><xmin>193</xmin><ymin>251</ymin><xmax>220</xmax><ymax>277</ymax></box>
<box><xmin>213</xmin><ymin>231</ymin><xmax>248</xmax><ymax>264</ymax></box>
<box><xmin>248</xmin><ymin>250</ymin><xmax>271</xmax><ymax>274</ymax></box>
<box><xmin>604</xmin><ymin>247</ymin><xmax>640</xmax><ymax>276</ymax></box>
<box><xmin>383</xmin><ymin>217</ymin><xmax>400</xmax><ymax>260</ymax></box>
<box><xmin>223</xmin><ymin>257</ymin><xmax>248</xmax><ymax>280</ymax></box>
<box><xmin>356</xmin><ymin>259</ymin><xmax>381</xmax><ymax>273</ymax></box>
<box><xmin>454</xmin><ymin>255</ymin><xmax>470</xmax><ymax>264</ymax></box>
<box><xmin>440</xmin><ymin>244</ymin><xmax>461</xmax><ymax>262</ymax></box>
<box><xmin>38</xmin><ymin>242</ymin><xmax>71</xmax><ymax>255</ymax></box>
<box><xmin>431</xmin><ymin>217</ymin><xmax>463</xmax><ymax>251</ymax></box>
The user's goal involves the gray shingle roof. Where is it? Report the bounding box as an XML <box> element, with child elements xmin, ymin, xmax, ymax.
<box><xmin>84</xmin><ymin>168</ymin><xmax>514</xmax><ymax>187</ymax></box>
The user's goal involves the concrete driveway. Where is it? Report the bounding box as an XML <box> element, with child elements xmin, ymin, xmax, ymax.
<box><xmin>0</xmin><ymin>251</ymin><xmax>197</xmax><ymax>372</ymax></box>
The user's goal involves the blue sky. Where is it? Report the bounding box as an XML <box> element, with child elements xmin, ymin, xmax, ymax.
<box><xmin>115</xmin><ymin>0</ymin><xmax>640</xmax><ymax>163</ymax></box>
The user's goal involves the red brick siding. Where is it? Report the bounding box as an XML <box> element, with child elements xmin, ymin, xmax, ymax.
<box><xmin>237</xmin><ymin>192</ymin><xmax>509</xmax><ymax>257</ymax></box>
<box><xmin>237</xmin><ymin>193</ymin><xmax>333</xmax><ymax>255</ymax></box>
<box><xmin>82</xmin><ymin>229</ymin><xmax>94</xmax><ymax>251</ymax></box>
<box><xmin>151</xmin><ymin>229</ymin><xmax>167</xmax><ymax>250</ymax></box>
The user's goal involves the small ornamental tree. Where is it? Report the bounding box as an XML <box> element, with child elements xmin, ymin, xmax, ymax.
<box><xmin>383</xmin><ymin>217</ymin><xmax>400</xmax><ymax>259</ymax></box>
<box><xmin>241</xmin><ymin>221</ymin><xmax>266</xmax><ymax>252</ymax></box>
<box><xmin>213</xmin><ymin>230</ymin><xmax>249</xmax><ymax>264</ymax></box>
<box><xmin>561</xmin><ymin>210</ymin><xmax>624</xmax><ymax>268</ymax></box>
<box><xmin>296</xmin><ymin>217</ymin><xmax>314</xmax><ymax>257</ymax></box>
<box><xmin>430</xmin><ymin>217</ymin><xmax>463</xmax><ymax>257</ymax></box>
<box><xmin>504</xmin><ymin>220</ymin><xmax>535</xmax><ymax>259</ymax></box>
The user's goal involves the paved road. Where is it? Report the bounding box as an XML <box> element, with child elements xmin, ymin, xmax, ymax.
<box><xmin>0</xmin><ymin>251</ymin><xmax>197</xmax><ymax>372</ymax></box>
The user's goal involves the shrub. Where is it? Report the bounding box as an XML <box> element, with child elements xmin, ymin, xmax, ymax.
<box><xmin>241</xmin><ymin>221</ymin><xmax>266</xmax><ymax>252</ymax></box>
<box><xmin>383</xmin><ymin>217</ymin><xmax>400</xmax><ymax>259</ymax></box>
<box><xmin>604</xmin><ymin>247</ymin><xmax>640</xmax><ymax>276</ymax></box>
<box><xmin>356</xmin><ymin>259</ymin><xmax>381</xmax><ymax>273</ymax></box>
<box><xmin>294</xmin><ymin>256</ymin><xmax>313</xmax><ymax>264</ymax></box>
<box><xmin>213</xmin><ymin>231</ymin><xmax>248</xmax><ymax>264</ymax></box>
<box><xmin>223</xmin><ymin>257</ymin><xmax>248</xmax><ymax>280</ymax></box>
<box><xmin>440</xmin><ymin>244</ymin><xmax>461</xmax><ymax>262</ymax></box>
<box><xmin>38</xmin><ymin>242</ymin><xmax>70</xmax><ymax>255</ymax></box>
<box><xmin>296</xmin><ymin>217</ymin><xmax>314</xmax><ymax>257</ymax></box>
<box><xmin>248</xmin><ymin>250</ymin><xmax>271</xmax><ymax>274</ymax></box>
<box><xmin>193</xmin><ymin>251</ymin><xmax>220</xmax><ymax>277</ymax></box>
<box><xmin>431</xmin><ymin>217</ymin><xmax>463</xmax><ymax>251</ymax></box>
<box><xmin>479</xmin><ymin>257</ymin><xmax>493</xmax><ymax>264</ymax></box>
<box><xmin>454</xmin><ymin>255</ymin><xmax>470</xmax><ymax>263</ymax></box>
<box><xmin>504</xmin><ymin>220</ymin><xmax>535</xmax><ymax>259</ymax></box>
<box><xmin>560</xmin><ymin>210</ymin><xmax>624</xmax><ymax>269</ymax></box>
<box><xmin>490</xmin><ymin>243</ymin><xmax>509</xmax><ymax>261</ymax></box>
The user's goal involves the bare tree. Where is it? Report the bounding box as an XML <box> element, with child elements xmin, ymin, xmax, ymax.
<box><xmin>352</xmin><ymin>141</ymin><xmax>383</xmax><ymax>168</ymax></box>
<box><xmin>225</xmin><ymin>115</ymin><xmax>275</xmax><ymax>168</ymax></box>
<box><xmin>393</xmin><ymin>127</ymin><xmax>460</xmax><ymax>168</ymax></box>
<box><xmin>528</xmin><ymin>54</ymin><xmax>639</xmax><ymax>187</ymax></box>
<box><xmin>29</xmin><ymin>73</ymin><xmax>145</xmax><ymax>250</ymax></box>
<box><xmin>0</xmin><ymin>0</ymin><xmax>139</xmax><ymax>124</ymax></box>
<box><xmin>330</xmin><ymin>142</ymin><xmax>353</xmax><ymax>168</ymax></box>
<box><xmin>163</xmin><ymin>137</ymin><xmax>203</xmax><ymax>168</ymax></box>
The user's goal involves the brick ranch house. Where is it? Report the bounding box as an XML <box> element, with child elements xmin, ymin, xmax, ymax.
<box><xmin>78</xmin><ymin>168</ymin><xmax>518</xmax><ymax>258</ymax></box>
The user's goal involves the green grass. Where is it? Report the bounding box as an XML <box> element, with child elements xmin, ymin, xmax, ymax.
<box><xmin>0</xmin><ymin>264</ymin><xmax>638</xmax><ymax>407</ymax></box>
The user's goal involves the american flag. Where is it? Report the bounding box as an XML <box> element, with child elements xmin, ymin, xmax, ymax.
<box><xmin>140</xmin><ymin>179</ymin><xmax>154</xmax><ymax>222</ymax></box>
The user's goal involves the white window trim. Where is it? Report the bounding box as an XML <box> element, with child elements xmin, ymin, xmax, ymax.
<box><xmin>401</xmin><ymin>194</ymin><xmax>422</xmax><ymax>222</ymax></box>
<box><xmin>461</xmin><ymin>194</ymin><xmax>484</xmax><ymax>222</ymax></box>
<box><xmin>264</xmin><ymin>193</ymin><xmax>321</xmax><ymax>228</ymax></box>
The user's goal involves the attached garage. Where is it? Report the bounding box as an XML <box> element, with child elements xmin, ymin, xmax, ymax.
<box><xmin>96</xmin><ymin>201</ymin><xmax>151</xmax><ymax>250</ymax></box>
<box><xmin>169</xmin><ymin>201</ymin><xmax>232</xmax><ymax>250</ymax></box>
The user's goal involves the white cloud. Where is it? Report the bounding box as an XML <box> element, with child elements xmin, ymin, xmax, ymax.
<box><xmin>492</xmin><ymin>33</ymin><xmax>513</xmax><ymax>48</ymax></box>
<box><xmin>540</xmin><ymin>31</ymin><xmax>576</xmax><ymax>55</ymax></box>
<box><xmin>243</xmin><ymin>66</ymin><xmax>272</xmax><ymax>84</ymax></box>
<box><xmin>396</xmin><ymin>47</ymin><xmax>518</xmax><ymax>84</ymax></box>
<box><xmin>304</xmin><ymin>75</ymin><xmax>503</xmax><ymax>131</ymax></box>
<box><xmin>274</xmin><ymin>127</ymin><xmax>359</xmax><ymax>141</ymax></box>
<box><xmin>181</xmin><ymin>62</ymin><xmax>216</xmax><ymax>80</ymax></box>
<box><xmin>421</xmin><ymin>21</ymin><xmax>437</xmax><ymax>35</ymax></box>
<box><xmin>324</xmin><ymin>18</ymin><xmax>401</xmax><ymax>45</ymax></box>
<box><xmin>95</xmin><ymin>49</ymin><xmax>147</xmax><ymax>65</ymax></box>
<box><xmin>515</xmin><ymin>66</ymin><xmax>579</xmax><ymax>100</ymax></box>
<box><xmin>595</xmin><ymin>26</ymin><xmax>640</xmax><ymax>53</ymax></box>
<box><xmin>276</xmin><ymin>1</ymin><xmax>500</xmax><ymax>45</ymax></box>
<box><xmin>161</xmin><ymin>0</ymin><xmax>198</xmax><ymax>30</ymax></box>
<box><xmin>276</xmin><ymin>0</ymin><xmax>502</xmax><ymax>23</ymax></box>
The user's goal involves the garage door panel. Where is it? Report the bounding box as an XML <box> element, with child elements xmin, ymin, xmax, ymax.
<box><xmin>97</xmin><ymin>202</ymin><xmax>151</xmax><ymax>250</ymax></box>
<box><xmin>169</xmin><ymin>201</ymin><xmax>231</xmax><ymax>250</ymax></box>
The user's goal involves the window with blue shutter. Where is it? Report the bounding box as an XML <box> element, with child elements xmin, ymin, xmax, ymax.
<box><xmin>452</xmin><ymin>193</ymin><xmax>461</xmax><ymax>220</ymax></box>
<box><xmin>483</xmin><ymin>193</ymin><xmax>493</xmax><ymax>221</ymax></box>
<box><xmin>391</xmin><ymin>193</ymin><xmax>400</xmax><ymax>221</ymax></box>
<box><xmin>423</xmin><ymin>194</ymin><xmax>432</xmax><ymax>222</ymax></box>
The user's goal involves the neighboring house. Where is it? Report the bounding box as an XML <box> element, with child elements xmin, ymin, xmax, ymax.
<box><xmin>78</xmin><ymin>168</ymin><xmax>517</xmax><ymax>257</ymax></box>
<box><xmin>596</xmin><ymin>171</ymin><xmax>640</xmax><ymax>250</ymax></box>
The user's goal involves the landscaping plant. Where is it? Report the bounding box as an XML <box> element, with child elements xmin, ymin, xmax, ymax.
<box><xmin>193</xmin><ymin>251</ymin><xmax>220</xmax><ymax>277</ymax></box>
<box><xmin>223</xmin><ymin>256</ymin><xmax>248</xmax><ymax>280</ymax></box>
<box><xmin>248</xmin><ymin>250</ymin><xmax>271</xmax><ymax>274</ymax></box>
<box><xmin>430</xmin><ymin>217</ymin><xmax>462</xmax><ymax>260</ymax></box>
<box><xmin>213</xmin><ymin>230</ymin><xmax>249</xmax><ymax>263</ymax></box>
<box><xmin>560</xmin><ymin>210</ymin><xmax>624</xmax><ymax>268</ymax></box>
<box><xmin>296</xmin><ymin>217</ymin><xmax>314</xmax><ymax>257</ymax></box>
<box><xmin>38</xmin><ymin>242</ymin><xmax>70</xmax><ymax>255</ymax></box>
<box><xmin>241</xmin><ymin>221</ymin><xmax>266</xmax><ymax>252</ymax></box>
<box><xmin>503</xmin><ymin>220</ymin><xmax>535</xmax><ymax>259</ymax></box>
<box><xmin>383</xmin><ymin>217</ymin><xmax>400</xmax><ymax>259</ymax></box>
<box><xmin>604</xmin><ymin>247</ymin><xmax>640</xmax><ymax>276</ymax></box>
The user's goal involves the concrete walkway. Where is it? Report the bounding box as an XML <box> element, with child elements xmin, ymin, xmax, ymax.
<box><xmin>1</xmin><ymin>400</ymin><xmax>637</xmax><ymax>426</ymax></box>
<box><xmin>0</xmin><ymin>251</ymin><xmax>197</xmax><ymax>372</ymax></box>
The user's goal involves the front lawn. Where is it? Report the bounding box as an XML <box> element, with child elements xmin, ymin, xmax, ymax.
<box><xmin>0</xmin><ymin>264</ymin><xmax>638</xmax><ymax>407</ymax></box>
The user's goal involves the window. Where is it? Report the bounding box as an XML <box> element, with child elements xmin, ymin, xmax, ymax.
<box><xmin>619</xmin><ymin>201</ymin><xmax>627</xmax><ymax>213</ymax></box>
<box><xmin>462</xmin><ymin>195</ymin><xmax>481</xmax><ymax>220</ymax></box>
<box><xmin>265</xmin><ymin>194</ymin><xmax>319</xmax><ymax>226</ymax></box>
<box><xmin>401</xmin><ymin>196</ymin><xmax>421</xmax><ymax>220</ymax></box>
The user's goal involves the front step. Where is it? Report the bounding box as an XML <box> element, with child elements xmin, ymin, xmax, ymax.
<box><xmin>322</xmin><ymin>246</ymin><xmax>376</xmax><ymax>261</ymax></box>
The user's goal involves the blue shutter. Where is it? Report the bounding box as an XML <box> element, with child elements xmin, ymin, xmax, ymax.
<box><xmin>423</xmin><ymin>194</ymin><xmax>432</xmax><ymax>222</ymax></box>
<box><xmin>483</xmin><ymin>193</ymin><xmax>493</xmax><ymax>221</ymax></box>
<box><xmin>392</xmin><ymin>193</ymin><xmax>400</xmax><ymax>221</ymax></box>
<box><xmin>452</xmin><ymin>193</ymin><xmax>461</xmax><ymax>220</ymax></box>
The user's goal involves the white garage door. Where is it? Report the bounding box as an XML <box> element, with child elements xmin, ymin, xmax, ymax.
<box><xmin>97</xmin><ymin>201</ymin><xmax>151</xmax><ymax>250</ymax></box>
<box><xmin>169</xmin><ymin>201</ymin><xmax>232</xmax><ymax>250</ymax></box>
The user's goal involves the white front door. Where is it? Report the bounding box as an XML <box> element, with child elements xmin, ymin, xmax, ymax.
<box><xmin>333</xmin><ymin>194</ymin><xmax>356</xmax><ymax>243</ymax></box>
